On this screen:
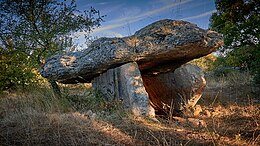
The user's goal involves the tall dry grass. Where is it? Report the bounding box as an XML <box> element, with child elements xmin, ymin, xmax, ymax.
<box><xmin>0</xmin><ymin>72</ymin><xmax>259</xmax><ymax>145</ymax></box>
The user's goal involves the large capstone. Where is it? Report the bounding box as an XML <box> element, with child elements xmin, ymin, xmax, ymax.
<box><xmin>40</xmin><ymin>19</ymin><xmax>223</xmax><ymax>83</ymax></box>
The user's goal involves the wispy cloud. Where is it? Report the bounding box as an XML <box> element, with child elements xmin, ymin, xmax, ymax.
<box><xmin>101</xmin><ymin>30</ymin><xmax>124</xmax><ymax>38</ymax></box>
<box><xmin>92</xmin><ymin>0</ymin><xmax>192</xmax><ymax>33</ymax></box>
<box><xmin>92</xmin><ymin>23</ymin><xmax>124</xmax><ymax>34</ymax></box>
<box><xmin>181</xmin><ymin>10</ymin><xmax>217</xmax><ymax>20</ymax></box>
<box><xmin>97</xmin><ymin>2</ymin><xmax>108</xmax><ymax>5</ymax></box>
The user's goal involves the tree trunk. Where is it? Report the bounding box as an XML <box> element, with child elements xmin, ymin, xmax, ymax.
<box><xmin>38</xmin><ymin>46</ymin><xmax>62</xmax><ymax>98</ymax></box>
<box><xmin>48</xmin><ymin>79</ymin><xmax>62</xmax><ymax>98</ymax></box>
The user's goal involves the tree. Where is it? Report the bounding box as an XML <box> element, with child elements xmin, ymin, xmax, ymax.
<box><xmin>0</xmin><ymin>0</ymin><xmax>104</xmax><ymax>94</ymax></box>
<box><xmin>210</xmin><ymin>0</ymin><xmax>260</xmax><ymax>84</ymax></box>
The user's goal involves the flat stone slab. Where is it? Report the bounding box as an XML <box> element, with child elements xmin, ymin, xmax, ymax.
<box><xmin>40</xmin><ymin>19</ymin><xmax>223</xmax><ymax>83</ymax></box>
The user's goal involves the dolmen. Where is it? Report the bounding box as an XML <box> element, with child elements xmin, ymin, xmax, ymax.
<box><xmin>40</xmin><ymin>19</ymin><xmax>223</xmax><ymax>117</ymax></box>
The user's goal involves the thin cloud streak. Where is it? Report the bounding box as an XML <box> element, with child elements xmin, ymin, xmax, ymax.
<box><xmin>93</xmin><ymin>0</ymin><xmax>192</xmax><ymax>33</ymax></box>
<box><xmin>182</xmin><ymin>10</ymin><xmax>217</xmax><ymax>20</ymax></box>
<box><xmin>103</xmin><ymin>30</ymin><xmax>124</xmax><ymax>37</ymax></box>
<box><xmin>109</xmin><ymin>0</ymin><xmax>191</xmax><ymax>24</ymax></box>
<box><xmin>93</xmin><ymin>23</ymin><xmax>124</xmax><ymax>34</ymax></box>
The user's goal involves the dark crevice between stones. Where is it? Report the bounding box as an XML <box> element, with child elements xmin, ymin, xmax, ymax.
<box><xmin>139</xmin><ymin>63</ymin><xmax>206</xmax><ymax>118</ymax></box>
<box><xmin>141</xmin><ymin>71</ymin><xmax>180</xmax><ymax>117</ymax></box>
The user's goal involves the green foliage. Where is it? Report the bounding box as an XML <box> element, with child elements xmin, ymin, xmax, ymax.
<box><xmin>212</xmin><ymin>45</ymin><xmax>260</xmax><ymax>83</ymax></box>
<box><xmin>0</xmin><ymin>48</ymin><xmax>37</xmax><ymax>91</ymax></box>
<box><xmin>210</xmin><ymin>0</ymin><xmax>260</xmax><ymax>47</ymax></box>
<box><xmin>210</xmin><ymin>0</ymin><xmax>260</xmax><ymax>84</ymax></box>
<box><xmin>211</xmin><ymin>66</ymin><xmax>240</xmax><ymax>77</ymax></box>
<box><xmin>0</xmin><ymin>0</ymin><xmax>104</xmax><ymax>62</ymax></box>
<box><xmin>189</xmin><ymin>54</ymin><xmax>217</xmax><ymax>72</ymax></box>
<box><xmin>0</xmin><ymin>0</ymin><xmax>104</xmax><ymax>91</ymax></box>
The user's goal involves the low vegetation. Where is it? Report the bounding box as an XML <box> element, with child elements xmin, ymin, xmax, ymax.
<box><xmin>0</xmin><ymin>73</ymin><xmax>259</xmax><ymax>146</ymax></box>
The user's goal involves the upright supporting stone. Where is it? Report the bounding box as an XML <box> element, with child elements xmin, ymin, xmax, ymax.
<box><xmin>91</xmin><ymin>68</ymin><xmax>118</xmax><ymax>101</ymax></box>
<box><xmin>92</xmin><ymin>62</ymin><xmax>154</xmax><ymax>117</ymax></box>
<box><xmin>173</xmin><ymin>64</ymin><xmax>206</xmax><ymax>111</ymax></box>
<box><xmin>142</xmin><ymin>64</ymin><xmax>206</xmax><ymax>116</ymax></box>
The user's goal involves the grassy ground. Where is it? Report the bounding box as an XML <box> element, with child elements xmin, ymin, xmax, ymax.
<box><xmin>0</xmin><ymin>73</ymin><xmax>259</xmax><ymax>146</ymax></box>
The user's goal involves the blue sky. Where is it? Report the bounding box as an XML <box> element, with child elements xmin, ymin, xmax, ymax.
<box><xmin>76</xmin><ymin>0</ymin><xmax>216</xmax><ymax>38</ymax></box>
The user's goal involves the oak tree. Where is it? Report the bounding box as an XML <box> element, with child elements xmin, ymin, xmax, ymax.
<box><xmin>0</xmin><ymin>0</ymin><xmax>104</xmax><ymax>94</ymax></box>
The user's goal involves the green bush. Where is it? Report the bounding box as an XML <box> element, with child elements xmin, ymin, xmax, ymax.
<box><xmin>189</xmin><ymin>54</ymin><xmax>216</xmax><ymax>72</ymax></box>
<box><xmin>211</xmin><ymin>45</ymin><xmax>260</xmax><ymax>85</ymax></box>
<box><xmin>212</xmin><ymin>66</ymin><xmax>240</xmax><ymax>77</ymax></box>
<box><xmin>210</xmin><ymin>0</ymin><xmax>260</xmax><ymax>85</ymax></box>
<box><xmin>0</xmin><ymin>49</ymin><xmax>38</xmax><ymax>91</ymax></box>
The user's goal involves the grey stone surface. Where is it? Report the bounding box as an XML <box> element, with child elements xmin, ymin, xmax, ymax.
<box><xmin>92</xmin><ymin>62</ymin><xmax>153</xmax><ymax>116</ymax></box>
<box><xmin>40</xmin><ymin>19</ymin><xmax>223</xmax><ymax>83</ymax></box>
<box><xmin>173</xmin><ymin>64</ymin><xmax>206</xmax><ymax>111</ymax></box>
<box><xmin>142</xmin><ymin>64</ymin><xmax>206</xmax><ymax>115</ymax></box>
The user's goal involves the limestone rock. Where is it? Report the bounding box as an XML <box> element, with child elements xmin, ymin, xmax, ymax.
<box><xmin>40</xmin><ymin>19</ymin><xmax>223</xmax><ymax>83</ymax></box>
<box><xmin>92</xmin><ymin>62</ymin><xmax>152</xmax><ymax>116</ymax></box>
<box><xmin>142</xmin><ymin>64</ymin><xmax>206</xmax><ymax>116</ymax></box>
<box><xmin>173</xmin><ymin>64</ymin><xmax>206</xmax><ymax>110</ymax></box>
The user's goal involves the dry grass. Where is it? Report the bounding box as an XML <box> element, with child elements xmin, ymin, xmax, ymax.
<box><xmin>0</xmin><ymin>74</ymin><xmax>259</xmax><ymax>145</ymax></box>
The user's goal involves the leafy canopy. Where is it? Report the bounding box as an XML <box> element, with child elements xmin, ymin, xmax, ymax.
<box><xmin>0</xmin><ymin>0</ymin><xmax>104</xmax><ymax>90</ymax></box>
<box><xmin>210</xmin><ymin>0</ymin><xmax>260</xmax><ymax>48</ymax></box>
<box><xmin>210</xmin><ymin>0</ymin><xmax>260</xmax><ymax>84</ymax></box>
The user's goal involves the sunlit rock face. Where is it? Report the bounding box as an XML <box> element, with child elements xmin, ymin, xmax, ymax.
<box><xmin>40</xmin><ymin>19</ymin><xmax>223</xmax><ymax>117</ymax></box>
<box><xmin>92</xmin><ymin>62</ymin><xmax>154</xmax><ymax>117</ymax></box>
<box><xmin>142</xmin><ymin>64</ymin><xmax>206</xmax><ymax>116</ymax></box>
<box><xmin>40</xmin><ymin>19</ymin><xmax>223</xmax><ymax>83</ymax></box>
